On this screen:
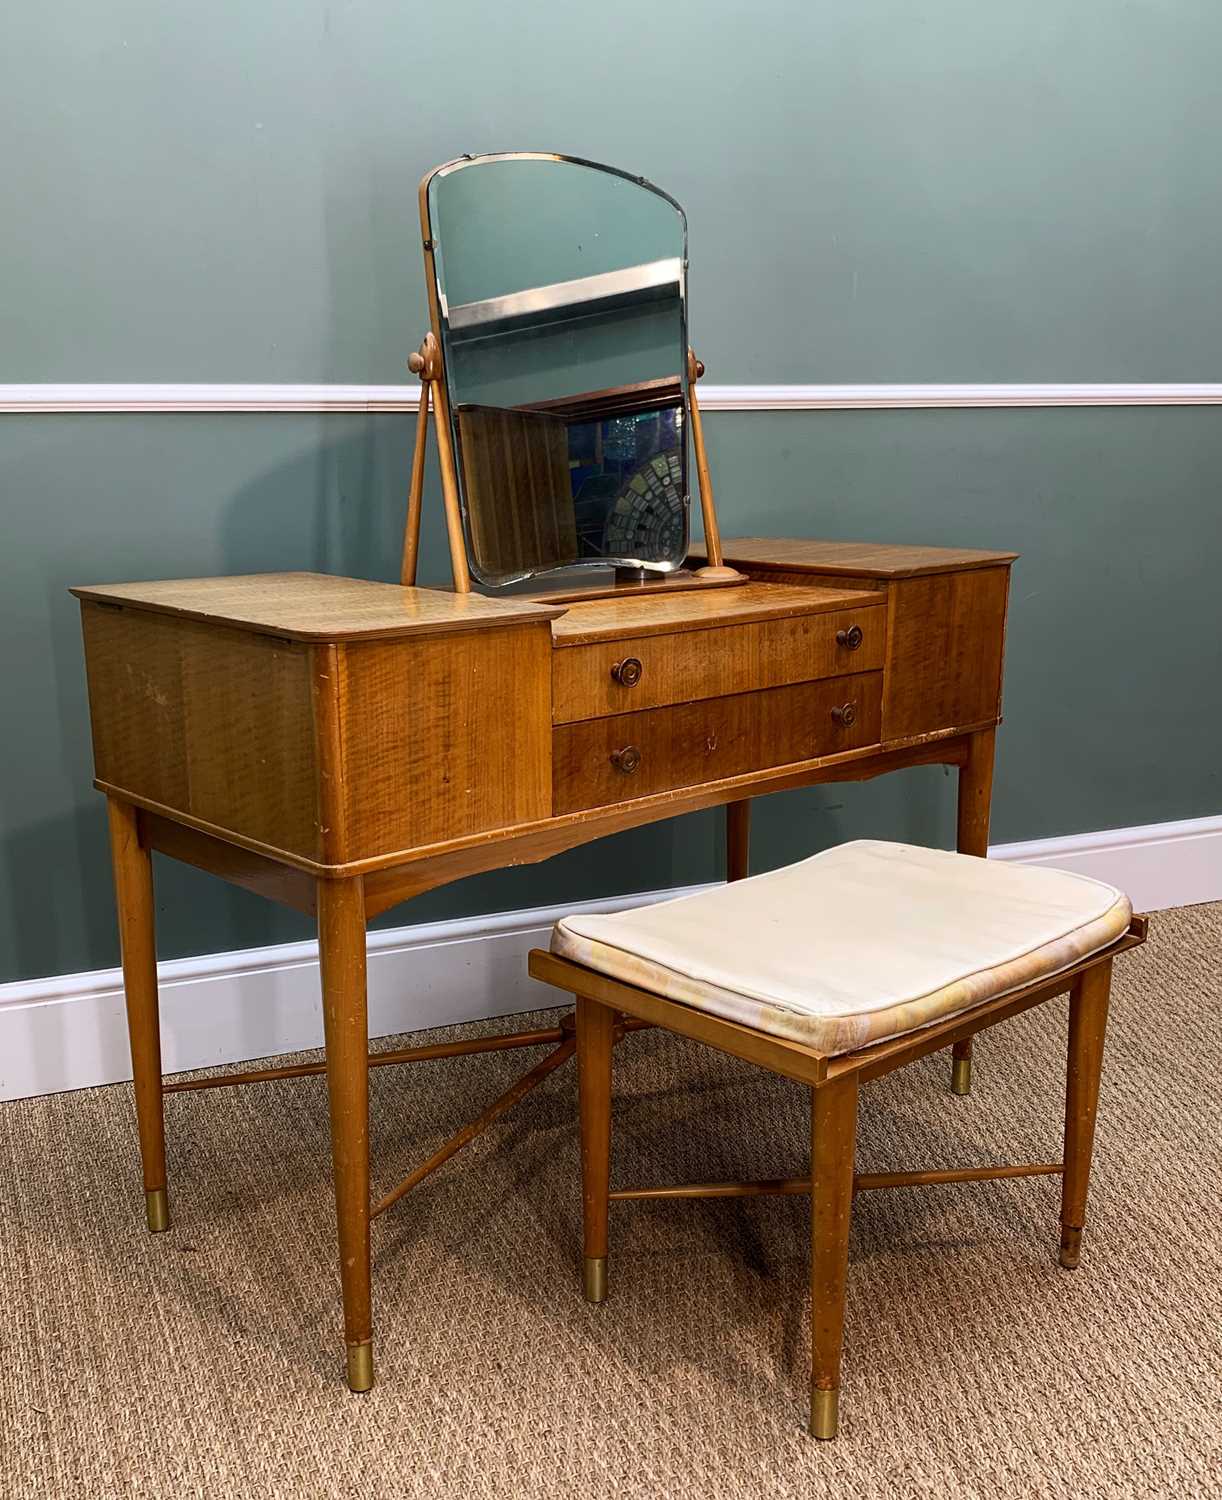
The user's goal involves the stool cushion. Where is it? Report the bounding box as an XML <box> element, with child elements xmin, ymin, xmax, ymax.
<box><xmin>551</xmin><ymin>841</ymin><xmax>1131</xmax><ymax>1056</ymax></box>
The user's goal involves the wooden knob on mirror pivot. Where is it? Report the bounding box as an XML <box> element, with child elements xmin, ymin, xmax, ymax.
<box><xmin>836</xmin><ymin>625</ymin><xmax>863</xmax><ymax>650</ymax></box>
<box><xmin>611</xmin><ymin>657</ymin><xmax>643</xmax><ymax>687</ymax></box>
<box><xmin>408</xmin><ymin>350</ymin><xmax>426</xmax><ymax>375</ymax></box>
<box><xmin>831</xmin><ymin>703</ymin><xmax>857</xmax><ymax>727</ymax></box>
<box><xmin>610</xmin><ymin>745</ymin><xmax>642</xmax><ymax>775</ymax></box>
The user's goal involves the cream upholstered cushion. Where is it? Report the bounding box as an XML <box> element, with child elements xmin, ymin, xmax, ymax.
<box><xmin>551</xmin><ymin>840</ymin><xmax>1131</xmax><ymax>1057</ymax></box>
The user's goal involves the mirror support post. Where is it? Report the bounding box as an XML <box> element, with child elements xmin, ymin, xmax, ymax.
<box><xmin>416</xmin><ymin>172</ymin><xmax>474</xmax><ymax>594</ymax></box>
<box><xmin>687</xmin><ymin>349</ymin><xmax>743</xmax><ymax>582</ymax></box>
<box><xmin>401</xmin><ymin>333</ymin><xmax>472</xmax><ymax>594</ymax></box>
<box><xmin>400</xmin><ymin>362</ymin><xmax>430</xmax><ymax>587</ymax></box>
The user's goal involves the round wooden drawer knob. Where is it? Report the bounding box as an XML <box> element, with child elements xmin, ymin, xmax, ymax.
<box><xmin>611</xmin><ymin>657</ymin><xmax>643</xmax><ymax>687</ymax></box>
<box><xmin>831</xmin><ymin>703</ymin><xmax>857</xmax><ymax>727</ymax></box>
<box><xmin>610</xmin><ymin>745</ymin><xmax>642</xmax><ymax>775</ymax></box>
<box><xmin>836</xmin><ymin>625</ymin><xmax>864</xmax><ymax>650</ymax></box>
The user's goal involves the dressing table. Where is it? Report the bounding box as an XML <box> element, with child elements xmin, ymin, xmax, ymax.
<box><xmin>73</xmin><ymin>153</ymin><xmax>1015</xmax><ymax>1391</ymax></box>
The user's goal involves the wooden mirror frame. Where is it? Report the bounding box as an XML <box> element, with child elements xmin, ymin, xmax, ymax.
<box><xmin>399</xmin><ymin>153</ymin><xmax>739</xmax><ymax>594</ymax></box>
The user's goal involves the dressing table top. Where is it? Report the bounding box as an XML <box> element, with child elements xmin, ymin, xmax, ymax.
<box><xmin>549</xmin><ymin>581</ymin><xmax>880</xmax><ymax>646</ymax></box>
<box><xmin>71</xmin><ymin>536</ymin><xmax>1016</xmax><ymax>650</ymax></box>
<box><xmin>693</xmin><ymin>537</ymin><xmax>1017</xmax><ymax>579</ymax></box>
<box><xmin>69</xmin><ymin>572</ymin><xmax>564</xmax><ymax>643</ymax></box>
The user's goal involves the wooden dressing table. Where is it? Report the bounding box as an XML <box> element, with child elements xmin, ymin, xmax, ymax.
<box><xmin>73</xmin><ymin>153</ymin><xmax>1015</xmax><ymax>1391</ymax></box>
<box><xmin>73</xmin><ymin>538</ymin><xmax>1012</xmax><ymax>1389</ymax></box>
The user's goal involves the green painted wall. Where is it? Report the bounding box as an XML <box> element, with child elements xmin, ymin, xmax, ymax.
<box><xmin>1</xmin><ymin>2</ymin><xmax>1220</xmax><ymax>983</ymax></box>
<box><xmin>5</xmin><ymin>1</ymin><xmax>1222</xmax><ymax>382</ymax></box>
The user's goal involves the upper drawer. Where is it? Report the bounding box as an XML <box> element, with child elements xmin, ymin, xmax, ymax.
<box><xmin>552</xmin><ymin>602</ymin><xmax>884</xmax><ymax>723</ymax></box>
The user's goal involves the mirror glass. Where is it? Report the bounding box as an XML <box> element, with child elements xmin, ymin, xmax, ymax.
<box><xmin>426</xmin><ymin>154</ymin><xmax>689</xmax><ymax>587</ymax></box>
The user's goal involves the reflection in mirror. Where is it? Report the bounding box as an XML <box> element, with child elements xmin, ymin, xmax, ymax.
<box><xmin>426</xmin><ymin>155</ymin><xmax>689</xmax><ymax>586</ymax></box>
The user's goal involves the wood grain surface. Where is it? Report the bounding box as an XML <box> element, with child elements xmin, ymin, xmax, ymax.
<box><xmin>549</xmin><ymin>582</ymin><xmax>880</xmax><ymax>645</ymax></box>
<box><xmin>337</xmin><ymin>624</ymin><xmax>554</xmax><ymax>859</ymax></box>
<box><xmin>82</xmin><ymin>602</ymin><xmax>325</xmax><ymax>860</ymax></box>
<box><xmin>882</xmin><ymin>567</ymin><xmax>1010</xmax><ymax>740</ymax></box>
<box><xmin>71</xmin><ymin>573</ymin><xmax>563</xmax><ymax>642</ymax></box>
<box><xmin>553</xmin><ymin>603</ymin><xmax>885</xmax><ymax>722</ymax></box>
<box><xmin>553</xmin><ymin>672</ymin><xmax>883</xmax><ymax>813</ymax></box>
<box><xmin>690</xmin><ymin>537</ymin><xmax>1017</xmax><ymax>579</ymax></box>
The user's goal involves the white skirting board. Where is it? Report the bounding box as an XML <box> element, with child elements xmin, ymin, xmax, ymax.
<box><xmin>1</xmin><ymin>815</ymin><xmax>1218</xmax><ymax>1102</ymax></box>
<box><xmin>988</xmin><ymin>814</ymin><xmax>1222</xmax><ymax>911</ymax></box>
<box><xmin>0</xmin><ymin>886</ymin><xmax>711</xmax><ymax>1104</ymax></box>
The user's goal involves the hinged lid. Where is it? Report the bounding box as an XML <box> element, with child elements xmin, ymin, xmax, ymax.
<box><xmin>71</xmin><ymin>573</ymin><xmax>565</xmax><ymax>643</ymax></box>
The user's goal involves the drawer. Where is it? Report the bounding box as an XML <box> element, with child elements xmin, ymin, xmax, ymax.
<box><xmin>551</xmin><ymin>603</ymin><xmax>885</xmax><ymax>724</ymax></box>
<box><xmin>553</xmin><ymin>671</ymin><xmax>882</xmax><ymax>814</ymax></box>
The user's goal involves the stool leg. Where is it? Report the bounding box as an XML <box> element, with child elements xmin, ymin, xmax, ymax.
<box><xmin>318</xmin><ymin>876</ymin><xmax>374</xmax><ymax>1392</ymax></box>
<box><xmin>951</xmin><ymin>1038</ymin><xmax>973</xmax><ymax>1097</ymax></box>
<box><xmin>576</xmin><ymin>995</ymin><xmax>615</xmax><ymax>1303</ymax></box>
<box><xmin>809</xmin><ymin>1077</ymin><xmax>859</xmax><ymax>1439</ymax></box>
<box><xmin>1059</xmin><ymin>959</ymin><xmax>1112</xmax><ymax>1270</ymax></box>
<box><xmin>107</xmin><ymin>797</ymin><xmax>169</xmax><ymax>1233</ymax></box>
<box><xmin>726</xmin><ymin>799</ymin><xmax>751</xmax><ymax>883</ymax></box>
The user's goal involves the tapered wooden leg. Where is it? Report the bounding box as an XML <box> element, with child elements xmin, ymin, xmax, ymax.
<box><xmin>726</xmin><ymin>798</ymin><xmax>752</xmax><ymax>883</ymax></box>
<box><xmin>951</xmin><ymin>727</ymin><xmax>998</xmax><ymax>1095</ymax></box>
<box><xmin>809</xmin><ymin>1077</ymin><xmax>859</xmax><ymax>1439</ymax></box>
<box><xmin>318</xmin><ymin>876</ymin><xmax>373</xmax><ymax>1392</ymax></box>
<box><xmin>1059</xmin><ymin>959</ymin><xmax>1112</xmax><ymax>1270</ymax></box>
<box><xmin>106</xmin><ymin>798</ymin><xmax>169</xmax><ymax>1233</ymax></box>
<box><xmin>576</xmin><ymin>995</ymin><xmax>615</xmax><ymax>1303</ymax></box>
<box><xmin>956</xmin><ymin>727</ymin><xmax>996</xmax><ymax>859</ymax></box>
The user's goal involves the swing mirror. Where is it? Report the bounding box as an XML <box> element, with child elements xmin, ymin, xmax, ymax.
<box><xmin>422</xmin><ymin>154</ymin><xmax>691</xmax><ymax>588</ymax></box>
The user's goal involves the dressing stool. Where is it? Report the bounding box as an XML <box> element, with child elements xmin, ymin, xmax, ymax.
<box><xmin>528</xmin><ymin>839</ymin><xmax>1146</xmax><ymax>1439</ymax></box>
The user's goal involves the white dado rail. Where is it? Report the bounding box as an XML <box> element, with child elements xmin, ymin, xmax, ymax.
<box><xmin>3</xmin><ymin>383</ymin><xmax>1222</xmax><ymax>413</ymax></box>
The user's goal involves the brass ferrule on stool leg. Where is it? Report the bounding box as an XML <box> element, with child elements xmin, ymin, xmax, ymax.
<box><xmin>145</xmin><ymin>1187</ymin><xmax>169</xmax><ymax>1233</ymax></box>
<box><xmin>583</xmin><ymin>1256</ymin><xmax>608</xmax><ymax>1304</ymax></box>
<box><xmin>346</xmin><ymin>1340</ymin><xmax>374</xmax><ymax>1393</ymax></box>
<box><xmin>951</xmin><ymin>1056</ymin><xmax>972</xmax><ymax>1096</ymax></box>
<box><xmin>809</xmin><ymin>1388</ymin><xmax>839</xmax><ymax>1440</ymax></box>
<box><xmin>1059</xmin><ymin>1225</ymin><xmax>1083</xmax><ymax>1270</ymax></box>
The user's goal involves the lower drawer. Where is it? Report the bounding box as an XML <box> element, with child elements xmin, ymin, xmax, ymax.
<box><xmin>553</xmin><ymin>671</ymin><xmax>882</xmax><ymax>813</ymax></box>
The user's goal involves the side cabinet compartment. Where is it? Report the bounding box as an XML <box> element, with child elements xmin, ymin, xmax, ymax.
<box><xmin>80</xmin><ymin>603</ymin><xmax>324</xmax><ymax>862</ymax></box>
<box><xmin>337</xmin><ymin>621</ymin><xmax>554</xmax><ymax>862</ymax></box>
<box><xmin>881</xmin><ymin>566</ymin><xmax>1010</xmax><ymax>742</ymax></box>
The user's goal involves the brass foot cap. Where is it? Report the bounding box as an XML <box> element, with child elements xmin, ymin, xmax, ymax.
<box><xmin>583</xmin><ymin>1256</ymin><xmax>608</xmax><ymax>1304</ymax></box>
<box><xmin>1059</xmin><ymin>1226</ymin><xmax>1083</xmax><ymax>1270</ymax></box>
<box><xmin>694</xmin><ymin>565</ymin><xmax>745</xmax><ymax>581</ymax></box>
<box><xmin>145</xmin><ymin>1188</ymin><xmax>170</xmax><ymax>1234</ymax></box>
<box><xmin>346</xmin><ymin>1341</ymin><xmax>374</xmax><ymax>1393</ymax></box>
<box><xmin>809</xmin><ymin>1388</ymin><xmax>839</xmax><ymax>1440</ymax></box>
<box><xmin>951</xmin><ymin>1057</ymin><xmax>972</xmax><ymax>1096</ymax></box>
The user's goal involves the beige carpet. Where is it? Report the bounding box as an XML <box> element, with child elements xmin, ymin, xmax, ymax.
<box><xmin>2</xmin><ymin>903</ymin><xmax>1219</xmax><ymax>1499</ymax></box>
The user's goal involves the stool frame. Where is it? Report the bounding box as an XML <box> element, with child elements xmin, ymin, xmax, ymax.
<box><xmin>528</xmin><ymin>911</ymin><xmax>1146</xmax><ymax>1439</ymax></box>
